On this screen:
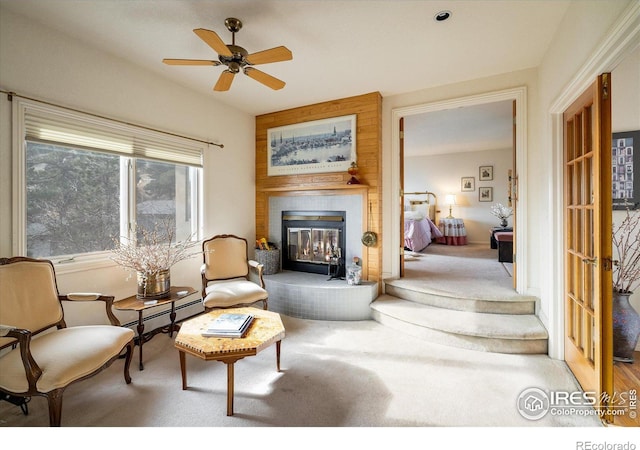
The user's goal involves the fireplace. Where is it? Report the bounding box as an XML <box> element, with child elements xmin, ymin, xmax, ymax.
<box><xmin>282</xmin><ymin>211</ymin><xmax>346</xmax><ymax>278</ymax></box>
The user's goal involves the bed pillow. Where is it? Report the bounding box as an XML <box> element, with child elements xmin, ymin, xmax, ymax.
<box><xmin>404</xmin><ymin>210</ymin><xmax>425</xmax><ymax>221</ymax></box>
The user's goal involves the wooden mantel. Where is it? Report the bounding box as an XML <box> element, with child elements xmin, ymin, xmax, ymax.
<box><xmin>261</xmin><ymin>183</ymin><xmax>369</xmax><ymax>193</ymax></box>
<box><xmin>255</xmin><ymin>92</ymin><xmax>382</xmax><ymax>291</ymax></box>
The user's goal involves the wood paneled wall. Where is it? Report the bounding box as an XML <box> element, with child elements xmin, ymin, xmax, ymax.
<box><xmin>255</xmin><ymin>92</ymin><xmax>383</xmax><ymax>289</ymax></box>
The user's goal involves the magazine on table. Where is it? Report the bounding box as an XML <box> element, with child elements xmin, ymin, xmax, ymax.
<box><xmin>202</xmin><ymin>313</ymin><xmax>254</xmax><ymax>338</ymax></box>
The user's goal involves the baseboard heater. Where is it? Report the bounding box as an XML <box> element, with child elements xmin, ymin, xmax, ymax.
<box><xmin>121</xmin><ymin>298</ymin><xmax>203</xmax><ymax>329</ymax></box>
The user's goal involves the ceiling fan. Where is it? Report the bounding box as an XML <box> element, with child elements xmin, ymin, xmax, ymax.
<box><xmin>163</xmin><ymin>17</ymin><xmax>293</xmax><ymax>92</ymax></box>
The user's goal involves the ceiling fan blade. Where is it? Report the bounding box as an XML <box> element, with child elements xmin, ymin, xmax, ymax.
<box><xmin>193</xmin><ymin>28</ymin><xmax>233</xmax><ymax>57</ymax></box>
<box><xmin>245</xmin><ymin>46</ymin><xmax>293</xmax><ymax>65</ymax></box>
<box><xmin>244</xmin><ymin>67</ymin><xmax>286</xmax><ymax>90</ymax></box>
<box><xmin>214</xmin><ymin>70</ymin><xmax>235</xmax><ymax>91</ymax></box>
<box><xmin>163</xmin><ymin>58</ymin><xmax>221</xmax><ymax>66</ymax></box>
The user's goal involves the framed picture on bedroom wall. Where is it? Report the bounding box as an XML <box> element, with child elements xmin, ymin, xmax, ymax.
<box><xmin>479</xmin><ymin>187</ymin><xmax>493</xmax><ymax>202</ymax></box>
<box><xmin>461</xmin><ymin>177</ymin><xmax>475</xmax><ymax>192</ymax></box>
<box><xmin>479</xmin><ymin>165</ymin><xmax>493</xmax><ymax>181</ymax></box>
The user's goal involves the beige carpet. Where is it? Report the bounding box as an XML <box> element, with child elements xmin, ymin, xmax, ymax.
<box><xmin>402</xmin><ymin>243</ymin><xmax>523</xmax><ymax>301</ymax></box>
<box><xmin>1</xmin><ymin>313</ymin><xmax>601</xmax><ymax>429</ymax></box>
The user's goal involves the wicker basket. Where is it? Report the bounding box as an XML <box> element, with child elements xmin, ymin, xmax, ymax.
<box><xmin>255</xmin><ymin>249</ymin><xmax>280</xmax><ymax>275</ymax></box>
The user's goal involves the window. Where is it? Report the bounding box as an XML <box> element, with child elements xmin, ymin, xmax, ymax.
<box><xmin>15</xmin><ymin>98</ymin><xmax>203</xmax><ymax>263</ymax></box>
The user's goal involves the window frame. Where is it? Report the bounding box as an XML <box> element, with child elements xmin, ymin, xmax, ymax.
<box><xmin>13</xmin><ymin>98</ymin><xmax>204</xmax><ymax>273</ymax></box>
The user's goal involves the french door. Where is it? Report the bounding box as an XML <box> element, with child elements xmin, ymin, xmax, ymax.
<box><xmin>563</xmin><ymin>74</ymin><xmax>613</xmax><ymax>419</ymax></box>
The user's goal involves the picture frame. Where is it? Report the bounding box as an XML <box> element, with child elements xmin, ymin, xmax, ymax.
<box><xmin>479</xmin><ymin>186</ymin><xmax>493</xmax><ymax>202</ymax></box>
<box><xmin>461</xmin><ymin>176</ymin><xmax>475</xmax><ymax>192</ymax></box>
<box><xmin>612</xmin><ymin>130</ymin><xmax>640</xmax><ymax>210</ymax></box>
<box><xmin>479</xmin><ymin>165</ymin><xmax>493</xmax><ymax>181</ymax></box>
<box><xmin>267</xmin><ymin>114</ymin><xmax>357</xmax><ymax>176</ymax></box>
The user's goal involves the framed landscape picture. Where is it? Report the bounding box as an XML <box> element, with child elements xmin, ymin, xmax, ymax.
<box><xmin>612</xmin><ymin>130</ymin><xmax>640</xmax><ymax>210</ymax></box>
<box><xmin>479</xmin><ymin>186</ymin><xmax>493</xmax><ymax>202</ymax></box>
<box><xmin>461</xmin><ymin>177</ymin><xmax>475</xmax><ymax>192</ymax></box>
<box><xmin>267</xmin><ymin>114</ymin><xmax>356</xmax><ymax>176</ymax></box>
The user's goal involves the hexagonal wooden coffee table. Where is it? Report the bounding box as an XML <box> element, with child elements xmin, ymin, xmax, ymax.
<box><xmin>174</xmin><ymin>307</ymin><xmax>285</xmax><ymax>416</ymax></box>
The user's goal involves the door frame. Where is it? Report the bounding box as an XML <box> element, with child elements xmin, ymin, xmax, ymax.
<box><xmin>390</xmin><ymin>87</ymin><xmax>528</xmax><ymax>293</ymax></box>
<box><xmin>548</xmin><ymin>3</ymin><xmax>640</xmax><ymax>360</ymax></box>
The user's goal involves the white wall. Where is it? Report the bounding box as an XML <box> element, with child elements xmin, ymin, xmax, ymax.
<box><xmin>405</xmin><ymin>148</ymin><xmax>513</xmax><ymax>243</ymax></box>
<box><xmin>612</xmin><ymin>46</ymin><xmax>640</xmax><ymax>349</ymax></box>
<box><xmin>0</xmin><ymin>8</ymin><xmax>255</xmax><ymax>324</ymax></box>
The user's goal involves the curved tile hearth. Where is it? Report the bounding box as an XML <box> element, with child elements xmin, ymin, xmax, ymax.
<box><xmin>263</xmin><ymin>271</ymin><xmax>377</xmax><ymax>320</ymax></box>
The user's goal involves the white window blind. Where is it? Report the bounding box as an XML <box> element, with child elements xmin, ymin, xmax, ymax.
<box><xmin>19</xmin><ymin>98</ymin><xmax>204</xmax><ymax>167</ymax></box>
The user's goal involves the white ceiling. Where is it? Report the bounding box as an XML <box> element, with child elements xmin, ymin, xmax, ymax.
<box><xmin>0</xmin><ymin>0</ymin><xmax>571</xmax><ymax>155</ymax></box>
<box><xmin>404</xmin><ymin>100</ymin><xmax>514</xmax><ymax>156</ymax></box>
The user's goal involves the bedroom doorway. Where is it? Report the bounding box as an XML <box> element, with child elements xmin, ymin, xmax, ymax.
<box><xmin>397</xmin><ymin>91</ymin><xmax>523</xmax><ymax>292</ymax></box>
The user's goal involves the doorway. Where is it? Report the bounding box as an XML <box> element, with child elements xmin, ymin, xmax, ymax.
<box><xmin>390</xmin><ymin>87</ymin><xmax>527</xmax><ymax>294</ymax></box>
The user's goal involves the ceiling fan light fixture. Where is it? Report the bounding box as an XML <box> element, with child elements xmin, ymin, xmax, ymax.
<box><xmin>164</xmin><ymin>17</ymin><xmax>291</xmax><ymax>91</ymax></box>
<box><xmin>434</xmin><ymin>10</ymin><xmax>452</xmax><ymax>22</ymax></box>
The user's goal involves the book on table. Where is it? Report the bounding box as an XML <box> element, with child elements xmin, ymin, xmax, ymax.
<box><xmin>202</xmin><ymin>313</ymin><xmax>254</xmax><ymax>338</ymax></box>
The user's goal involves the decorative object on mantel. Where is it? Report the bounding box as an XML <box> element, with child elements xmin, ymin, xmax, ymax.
<box><xmin>612</xmin><ymin>207</ymin><xmax>640</xmax><ymax>362</ymax></box>
<box><xmin>267</xmin><ymin>114</ymin><xmax>356</xmax><ymax>176</ymax></box>
<box><xmin>347</xmin><ymin>161</ymin><xmax>361</xmax><ymax>184</ymax></box>
<box><xmin>111</xmin><ymin>222</ymin><xmax>201</xmax><ymax>299</ymax></box>
<box><xmin>490</xmin><ymin>202</ymin><xmax>513</xmax><ymax>227</ymax></box>
<box><xmin>361</xmin><ymin>202</ymin><xmax>378</xmax><ymax>247</ymax></box>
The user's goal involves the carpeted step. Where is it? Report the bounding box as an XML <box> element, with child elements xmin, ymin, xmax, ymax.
<box><xmin>371</xmin><ymin>295</ymin><xmax>548</xmax><ymax>354</ymax></box>
<box><xmin>384</xmin><ymin>278</ymin><xmax>536</xmax><ymax>314</ymax></box>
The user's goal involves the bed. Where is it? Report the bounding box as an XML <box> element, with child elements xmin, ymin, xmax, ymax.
<box><xmin>403</xmin><ymin>192</ymin><xmax>443</xmax><ymax>252</ymax></box>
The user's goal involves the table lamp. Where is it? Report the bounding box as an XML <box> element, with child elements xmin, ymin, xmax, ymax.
<box><xmin>445</xmin><ymin>194</ymin><xmax>456</xmax><ymax>218</ymax></box>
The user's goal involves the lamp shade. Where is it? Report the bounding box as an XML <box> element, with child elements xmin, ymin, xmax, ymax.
<box><xmin>445</xmin><ymin>194</ymin><xmax>457</xmax><ymax>205</ymax></box>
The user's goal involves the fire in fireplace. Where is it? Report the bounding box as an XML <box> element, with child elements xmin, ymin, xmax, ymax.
<box><xmin>281</xmin><ymin>211</ymin><xmax>346</xmax><ymax>278</ymax></box>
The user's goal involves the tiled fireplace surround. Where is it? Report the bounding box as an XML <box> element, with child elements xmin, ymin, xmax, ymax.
<box><xmin>263</xmin><ymin>193</ymin><xmax>377</xmax><ymax>320</ymax></box>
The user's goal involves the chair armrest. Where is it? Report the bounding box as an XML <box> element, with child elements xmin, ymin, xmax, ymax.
<box><xmin>59</xmin><ymin>293</ymin><xmax>121</xmax><ymax>327</ymax></box>
<box><xmin>63</xmin><ymin>292</ymin><xmax>102</xmax><ymax>301</ymax></box>
<box><xmin>0</xmin><ymin>325</ymin><xmax>43</xmax><ymax>393</ymax></box>
<box><xmin>248</xmin><ymin>260</ymin><xmax>265</xmax><ymax>288</ymax></box>
<box><xmin>0</xmin><ymin>324</ymin><xmax>17</xmax><ymax>337</ymax></box>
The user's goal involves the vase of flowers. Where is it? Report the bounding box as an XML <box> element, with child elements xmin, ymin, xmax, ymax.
<box><xmin>612</xmin><ymin>207</ymin><xmax>640</xmax><ymax>362</ymax></box>
<box><xmin>111</xmin><ymin>222</ymin><xmax>200</xmax><ymax>299</ymax></box>
<box><xmin>490</xmin><ymin>203</ymin><xmax>513</xmax><ymax>228</ymax></box>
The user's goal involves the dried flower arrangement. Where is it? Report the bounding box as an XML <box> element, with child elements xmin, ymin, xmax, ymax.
<box><xmin>612</xmin><ymin>208</ymin><xmax>640</xmax><ymax>294</ymax></box>
<box><xmin>490</xmin><ymin>203</ymin><xmax>513</xmax><ymax>220</ymax></box>
<box><xmin>111</xmin><ymin>222</ymin><xmax>200</xmax><ymax>277</ymax></box>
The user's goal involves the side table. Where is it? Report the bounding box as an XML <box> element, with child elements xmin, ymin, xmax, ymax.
<box><xmin>114</xmin><ymin>286</ymin><xmax>197</xmax><ymax>370</ymax></box>
<box><xmin>490</xmin><ymin>227</ymin><xmax>512</xmax><ymax>249</ymax></box>
<box><xmin>175</xmin><ymin>307</ymin><xmax>285</xmax><ymax>416</ymax></box>
<box><xmin>436</xmin><ymin>218</ymin><xmax>468</xmax><ymax>245</ymax></box>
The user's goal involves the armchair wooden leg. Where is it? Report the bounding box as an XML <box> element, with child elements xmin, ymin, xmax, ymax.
<box><xmin>123</xmin><ymin>340</ymin><xmax>134</xmax><ymax>384</ymax></box>
<box><xmin>47</xmin><ymin>389</ymin><xmax>64</xmax><ymax>427</ymax></box>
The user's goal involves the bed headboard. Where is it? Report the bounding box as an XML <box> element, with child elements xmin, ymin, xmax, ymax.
<box><xmin>405</xmin><ymin>191</ymin><xmax>437</xmax><ymax>221</ymax></box>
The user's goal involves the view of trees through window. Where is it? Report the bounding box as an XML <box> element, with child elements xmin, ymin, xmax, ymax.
<box><xmin>26</xmin><ymin>142</ymin><xmax>197</xmax><ymax>259</ymax></box>
<box><xmin>26</xmin><ymin>142</ymin><xmax>120</xmax><ymax>258</ymax></box>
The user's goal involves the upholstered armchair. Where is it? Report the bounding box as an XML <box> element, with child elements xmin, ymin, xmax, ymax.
<box><xmin>0</xmin><ymin>257</ymin><xmax>135</xmax><ymax>426</ymax></box>
<box><xmin>201</xmin><ymin>234</ymin><xmax>268</xmax><ymax>311</ymax></box>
